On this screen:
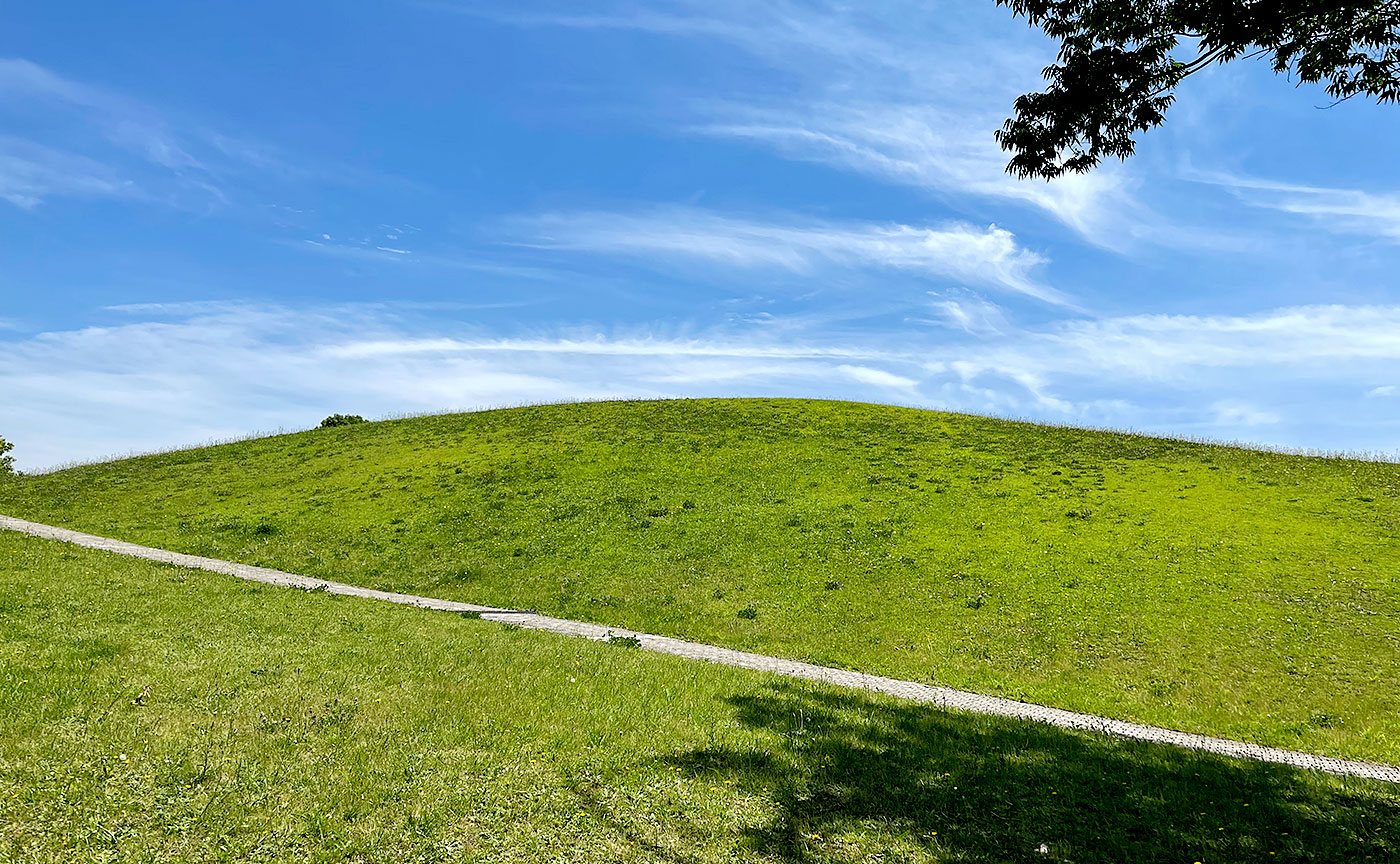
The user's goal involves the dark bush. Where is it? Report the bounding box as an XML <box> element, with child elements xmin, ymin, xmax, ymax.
<box><xmin>319</xmin><ymin>414</ymin><xmax>366</xmax><ymax>429</ymax></box>
<box><xmin>0</xmin><ymin>436</ymin><xmax>13</xmax><ymax>475</ymax></box>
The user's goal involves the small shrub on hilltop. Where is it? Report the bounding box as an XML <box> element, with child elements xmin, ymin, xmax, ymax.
<box><xmin>0</xmin><ymin>436</ymin><xmax>14</xmax><ymax>475</ymax></box>
<box><xmin>319</xmin><ymin>414</ymin><xmax>366</xmax><ymax>429</ymax></box>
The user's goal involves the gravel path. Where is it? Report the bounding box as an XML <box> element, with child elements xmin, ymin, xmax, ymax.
<box><xmin>4</xmin><ymin>512</ymin><xmax>1397</xmax><ymax>784</ymax></box>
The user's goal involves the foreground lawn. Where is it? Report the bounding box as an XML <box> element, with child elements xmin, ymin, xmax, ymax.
<box><xmin>1</xmin><ymin>531</ymin><xmax>1397</xmax><ymax>863</ymax></box>
<box><xmin>2</xmin><ymin>398</ymin><xmax>1398</xmax><ymax>765</ymax></box>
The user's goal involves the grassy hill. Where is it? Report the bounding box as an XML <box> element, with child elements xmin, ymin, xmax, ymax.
<box><xmin>2</xmin><ymin>398</ymin><xmax>1397</xmax><ymax>765</ymax></box>
<box><xmin>3</xmin><ymin>530</ymin><xmax>1397</xmax><ymax>862</ymax></box>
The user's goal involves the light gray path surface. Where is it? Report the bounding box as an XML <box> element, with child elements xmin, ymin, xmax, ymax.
<box><xmin>4</xmin><ymin>512</ymin><xmax>1397</xmax><ymax>784</ymax></box>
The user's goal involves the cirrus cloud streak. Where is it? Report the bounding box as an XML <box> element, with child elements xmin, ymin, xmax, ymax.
<box><xmin>515</xmin><ymin>207</ymin><xmax>1066</xmax><ymax>304</ymax></box>
<box><xmin>4</xmin><ymin>300</ymin><xmax>1399</xmax><ymax>470</ymax></box>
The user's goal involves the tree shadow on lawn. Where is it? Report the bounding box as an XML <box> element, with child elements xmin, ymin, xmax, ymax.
<box><xmin>668</xmin><ymin>684</ymin><xmax>1399</xmax><ymax>863</ymax></box>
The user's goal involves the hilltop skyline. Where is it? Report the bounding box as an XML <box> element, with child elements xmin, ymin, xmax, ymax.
<box><xmin>3</xmin><ymin>1</ymin><xmax>1399</xmax><ymax>469</ymax></box>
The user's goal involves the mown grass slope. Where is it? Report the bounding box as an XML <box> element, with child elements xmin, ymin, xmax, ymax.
<box><xmin>2</xmin><ymin>530</ymin><xmax>1398</xmax><ymax>863</ymax></box>
<box><xmin>2</xmin><ymin>398</ymin><xmax>1397</xmax><ymax>764</ymax></box>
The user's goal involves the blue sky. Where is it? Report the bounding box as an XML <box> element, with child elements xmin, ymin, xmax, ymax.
<box><xmin>3</xmin><ymin>0</ymin><xmax>1399</xmax><ymax>469</ymax></box>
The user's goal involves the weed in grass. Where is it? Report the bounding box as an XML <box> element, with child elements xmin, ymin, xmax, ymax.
<box><xmin>737</xmin><ymin>606</ymin><xmax>759</xmax><ymax>620</ymax></box>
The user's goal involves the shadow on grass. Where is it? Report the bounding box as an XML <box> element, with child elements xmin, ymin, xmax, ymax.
<box><xmin>669</xmin><ymin>684</ymin><xmax>1398</xmax><ymax>863</ymax></box>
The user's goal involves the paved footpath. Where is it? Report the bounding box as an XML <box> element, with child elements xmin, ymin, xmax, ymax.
<box><xmin>4</xmin><ymin>512</ymin><xmax>1398</xmax><ymax>784</ymax></box>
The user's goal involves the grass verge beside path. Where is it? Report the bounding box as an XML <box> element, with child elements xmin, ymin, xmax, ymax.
<box><xmin>3</xmin><ymin>398</ymin><xmax>1398</xmax><ymax>765</ymax></box>
<box><xmin>2</xmin><ymin>531</ymin><xmax>1398</xmax><ymax>863</ymax></box>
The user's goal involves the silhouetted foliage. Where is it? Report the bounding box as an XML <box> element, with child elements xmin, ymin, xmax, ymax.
<box><xmin>998</xmin><ymin>1</ymin><xmax>1400</xmax><ymax>178</ymax></box>
<box><xmin>319</xmin><ymin>414</ymin><xmax>366</xmax><ymax>429</ymax></box>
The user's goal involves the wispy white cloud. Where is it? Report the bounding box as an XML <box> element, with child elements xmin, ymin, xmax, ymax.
<box><xmin>516</xmin><ymin>207</ymin><xmax>1066</xmax><ymax>304</ymax></box>
<box><xmin>0</xmin><ymin>58</ymin><xmax>161</xmax><ymax>131</ymax></box>
<box><xmin>923</xmin><ymin>292</ymin><xmax>1009</xmax><ymax>336</ymax></box>
<box><xmin>294</xmin><ymin>237</ymin><xmax>561</xmax><ymax>280</ymax></box>
<box><xmin>322</xmin><ymin>335</ymin><xmax>890</xmax><ymax>361</ymax></box>
<box><xmin>919</xmin><ymin>304</ymin><xmax>1400</xmax><ymax>427</ymax></box>
<box><xmin>1368</xmin><ymin>384</ymin><xmax>1397</xmax><ymax>398</ymax></box>
<box><xmin>0</xmin><ymin>58</ymin><xmax>214</xmax><ymax>207</ymax></box>
<box><xmin>476</xmin><ymin>1</ymin><xmax>1160</xmax><ymax>246</ymax></box>
<box><xmin>0</xmin><ymin>136</ymin><xmax>140</xmax><ymax>208</ymax></box>
<box><xmin>902</xmin><ymin>304</ymin><xmax>1400</xmax><ymax>440</ymax></box>
<box><xmin>1204</xmin><ymin>172</ymin><xmax>1400</xmax><ymax>242</ymax></box>
<box><xmin>4</xmin><ymin>299</ymin><xmax>1400</xmax><ymax>469</ymax></box>
<box><xmin>0</xmin><ymin>57</ymin><xmax>340</xmax><ymax>212</ymax></box>
<box><xmin>455</xmin><ymin>0</ymin><xmax>969</xmax><ymax>86</ymax></box>
<box><xmin>0</xmin><ymin>306</ymin><xmax>616</xmax><ymax>469</ymax></box>
<box><xmin>837</xmin><ymin>364</ymin><xmax>917</xmax><ymax>390</ymax></box>
<box><xmin>104</xmin><ymin>300</ymin><xmax>261</xmax><ymax>316</ymax></box>
<box><xmin>1036</xmin><ymin>304</ymin><xmax>1400</xmax><ymax>374</ymax></box>
<box><xmin>699</xmin><ymin>104</ymin><xmax>1144</xmax><ymax>248</ymax></box>
<box><xmin>0</xmin><ymin>303</ymin><xmax>922</xmax><ymax>469</ymax></box>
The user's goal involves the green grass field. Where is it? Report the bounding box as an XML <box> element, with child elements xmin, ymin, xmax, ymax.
<box><xmin>2</xmin><ymin>530</ymin><xmax>1397</xmax><ymax>863</ymax></box>
<box><xmin>2</xmin><ymin>398</ymin><xmax>1397</xmax><ymax>767</ymax></box>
